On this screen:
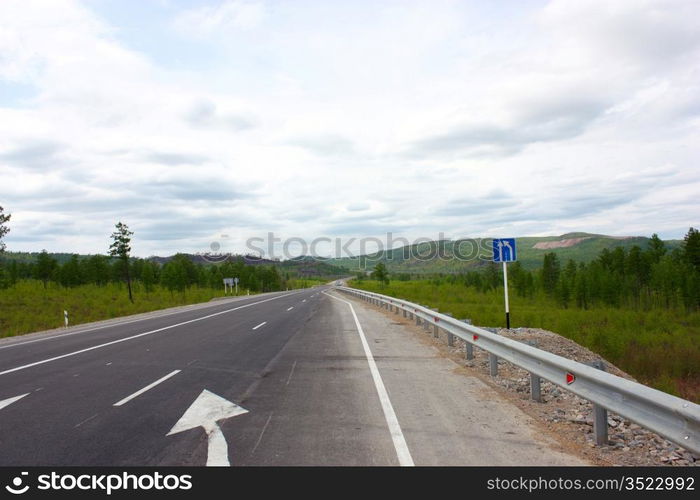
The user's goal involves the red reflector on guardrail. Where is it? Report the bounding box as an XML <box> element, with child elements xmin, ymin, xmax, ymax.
<box><xmin>434</xmin><ymin>317</ymin><xmax>439</xmax><ymax>322</ymax></box>
<box><xmin>566</xmin><ymin>373</ymin><xmax>576</xmax><ymax>385</ymax></box>
<box><xmin>473</xmin><ymin>334</ymin><xmax>479</xmax><ymax>341</ymax></box>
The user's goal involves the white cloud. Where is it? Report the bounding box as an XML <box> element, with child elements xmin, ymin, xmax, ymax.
<box><xmin>0</xmin><ymin>0</ymin><xmax>698</xmax><ymax>256</ymax></box>
<box><xmin>172</xmin><ymin>0</ymin><xmax>266</xmax><ymax>36</ymax></box>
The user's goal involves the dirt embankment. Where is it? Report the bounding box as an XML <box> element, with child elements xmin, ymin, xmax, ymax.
<box><xmin>532</xmin><ymin>237</ymin><xmax>591</xmax><ymax>249</ymax></box>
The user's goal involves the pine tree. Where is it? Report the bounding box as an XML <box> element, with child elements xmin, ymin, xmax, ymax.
<box><xmin>0</xmin><ymin>205</ymin><xmax>10</xmax><ymax>253</ymax></box>
<box><xmin>109</xmin><ymin>222</ymin><xmax>134</xmax><ymax>303</ymax></box>
<box><xmin>683</xmin><ymin>227</ymin><xmax>700</xmax><ymax>272</ymax></box>
<box><xmin>35</xmin><ymin>250</ymin><xmax>57</xmax><ymax>289</ymax></box>
<box><xmin>541</xmin><ymin>252</ymin><xmax>560</xmax><ymax>296</ymax></box>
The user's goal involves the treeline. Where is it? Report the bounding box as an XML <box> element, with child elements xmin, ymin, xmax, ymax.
<box><xmin>0</xmin><ymin>252</ymin><xmax>285</xmax><ymax>294</ymax></box>
<box><xmin>434</xmin><ymin>229</ymin><xmax>700</xmax><ymax>311</ymax></box>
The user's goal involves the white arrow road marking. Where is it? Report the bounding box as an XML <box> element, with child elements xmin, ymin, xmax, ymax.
<box><xmin>0</xmin><ymin>393</ymin><xmax>29</xmax><ymax>411</ymax></box>
<box><xmin>167</xmin><ymin>389</ymin><xmax>248</xmax><ymax>466</ymax></box>
<box><xmin>113</xmin><ymin>370</ymin><xmax>181</xmax><ymax>406</ymax></box>
<box><xmin>252</xmin><ymin>321</ymin><xmax>267</xmax><ymax>330</ymax></box>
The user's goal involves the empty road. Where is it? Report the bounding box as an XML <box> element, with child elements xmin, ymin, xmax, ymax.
<box><xmin>0</xmin><ymin>287</ymin><xmax>586</xmax><ymax>466</ymax></box>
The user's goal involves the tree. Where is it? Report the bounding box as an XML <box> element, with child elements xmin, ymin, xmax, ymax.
<box><xmin>35</xmin><ymin>250</ymin><xmax>57</xmax><ymax>289</ymax></box>
<box><xmin>683</xmin><ymin>227</ymin><xmax>700</xmax><ymax>272</ymax></box>
<box><xmin>647</xmin><ymin>233</ymin><xmax>667</xmax><ymax>263</ymax></box>
<box><xmin>0</xmin><ymin>205</ymin><xmax>10</xmax><ymax>253</ymax></box>
<box><xmin>541</xmin><ymin>252</ymin><xmax>560</xmax><ymax>296</ymax></box>
<box><xmin>371</xmin><ymin>262</ymin><xmax>389</xmax><ymax>285</ymax></box>
<box><xmin>141</xmin><ymin>261</ymin><xmax>158</xmax><ymax>294</ymax></box>
<box><xmin>109</xmin><ymin>222</ymin><xmax>134</xmax><ymax>303</ymax></box>
<box><xmin>58</xmin><ymin>254</ymin><xmax>82</xmax><ymax>287</ymax></box>
<box><xmin>161</xmin><ymin>260</ymin><xmax>187</xmax><ymax>295</ymax></box>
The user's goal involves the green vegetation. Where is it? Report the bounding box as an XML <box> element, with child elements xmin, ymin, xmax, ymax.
<box><xmin>354</xmin><ymin>229</ymin><xmax>700</xmax><ymax>402</ymax></box>
<box><xmin>329</xmin><ymin>232</ymin><xmax>682</xmax><ymax>274</ymax></box>
<box><xmin>0</xmin><ymin>280</ymin><xmax>227</xmax><ymax>337</ymax></box>
<box><xmin>370</xmin><ymin>262</ymin><xmax>389</xmax><ymax>285</ymax></box>
<box><xmin>0</xmin><ymin>250</ymin><xmax>326</xmax><ymax>337</ymax></box>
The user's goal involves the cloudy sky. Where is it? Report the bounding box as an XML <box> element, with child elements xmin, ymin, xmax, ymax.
<box><xmin>1</xmin><ymin>0</ymin><xmax>699</xmax><ymax>258</ymax></box>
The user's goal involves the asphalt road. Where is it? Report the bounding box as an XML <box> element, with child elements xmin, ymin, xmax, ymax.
<box><xmin>0</xmin><ymin>287</ymin><xmax>585</xmax><ymax>466</ymax></box>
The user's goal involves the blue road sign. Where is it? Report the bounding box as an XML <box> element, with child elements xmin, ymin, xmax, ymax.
<box><xmin>493</xmin><ymin>238</ymin><xmax>517</xmax><ymax>262</ymax></box>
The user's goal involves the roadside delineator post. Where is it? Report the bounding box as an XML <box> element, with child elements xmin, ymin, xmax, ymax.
<box><xmin>64</xmin><ymin>310</ymin><xmax>68</xmax><ymax>328</ymax></box>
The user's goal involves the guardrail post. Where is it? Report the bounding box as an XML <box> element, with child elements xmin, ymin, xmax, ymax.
<box><xmin>489</xmin><ymin>353</ymin><xmax>498</xmax><ymax>377</ymax></box>
<box><xmin>444</xmin><ymin>313</ymin><xmax>454</xmax><ymax>346</ymax></box>
<box><xmin>402</xmin><ymin>308</ymin><xmax>406</xmax><ymax>318</ymax></box>
<box><xmin>530</xmin><ymin>372</ymin><xmax>542</xmax><ymax>402</ymax></box>
<box><xmin>394</xmin><ymin>304</ymin><xmax>399</xmax><ymax>314</ymax></box>
<box><xmin>591</xmin><ymin>360</ymin><xmax>609</xmax><ymax>446</ymax></box>
<box><xmin>462</xmin><ymin>320</ymin><xmax>474</xmax><ymax>359</ymax></box>
<box><xmin>415</xmin><ymin>312</ymin><xmax>420</xmax><ymax>325</ymax></box>
<box><xmin>425</xmin><ymin>309</ymin><xmax>434</xmax><ymax>332</ymax></box>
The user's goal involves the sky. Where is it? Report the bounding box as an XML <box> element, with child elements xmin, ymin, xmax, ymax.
<box><xmin>1</xmin><ymin>0</ymin><xmax>699</xmax><ymax>258</ymax></box>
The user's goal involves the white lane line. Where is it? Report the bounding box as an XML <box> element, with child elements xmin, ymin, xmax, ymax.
<box><xmin>74</xmin><ymin>413</ymin><xmax>99</xmax><ymax>428</ymax></box>
<box><xmin>285</xmin><ymin>360</ymin><xmax>297</xmax><ymax>386</ymax></box>
<box><xmin>114</xmin><ymin>370</ymin><xmax>181</xmax><ymax>406</ymax></box>
<box><xmin>0</xmin><ymin>291</ymin><xmax>300</xmax><ymax>351</ymax></box>
<box><xmin>286</xmin><ymin>307</ymin><xmax>294</xmax><ymax>311</ymax></box>
<box><xmin>323</xmin><ymin>291</ymin><xmax>414</xmax><ymax>466</ymax></box>
<box><xmin>0</xmin><ymin>292</ymin><xmax>297</xmax><ymax>377</ymax></box>
<box><xmin>302</xmin><ymin>299</ymin><xmax>306</xmax><ymax>303</ymax></box>
<box><xmin>251</xmin><ymin>412</ymin><xmax>273</xmax><ymax>455</ymax></box>
<box><xmin>252</xmin><ymin>321</ymin><xmax>267</xmax><ymax>330</ymax></box>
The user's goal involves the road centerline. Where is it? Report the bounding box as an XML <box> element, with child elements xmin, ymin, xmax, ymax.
<box><xmin>252</xmin><ymin>322</ymin><xmax>267</xmax><ymax>330</ymax></box>
<box><xmin>113</xmin><ymin>370</ymin><xmax>181</xmax><ymax>407</ymax></box>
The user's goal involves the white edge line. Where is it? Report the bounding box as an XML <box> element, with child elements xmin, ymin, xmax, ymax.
<box><xmin>323</xmin><ymin>291</ymin><xmax>414</xmax><ymax>466</ymax></box>
<box><xmin>114</xmin><ymin>370</ymin><xmax>181</xmax><ymax>406</ymax></box>
<box><xmin>286</xmin><ymin>307</ymin><xmax>294</xmax><ymax>311</ymax></box>
<box><xmin>252</xmin><ymin>321</ymin><xmax>267</xmax><ymax>330</ymax></box>
<box><xmin>0</xmin><ymin>292</ymin><xmax>296</xmax><ymax>377</ymax></box>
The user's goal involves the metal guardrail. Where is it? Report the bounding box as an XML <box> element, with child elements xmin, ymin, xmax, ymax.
<box><xmin>337</xmin><ymin>285</ymin><xmax>700</xmax><ymax>456</ymax></box>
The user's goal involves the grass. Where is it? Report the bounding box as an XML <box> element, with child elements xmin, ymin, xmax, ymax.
<box><xmin>353</xmin><ymin>279</ymin><xmax>700</xmax><ymax>402</ymax></box>
<box><xmin>0</xmin><ymin>280</ymin><xmax>258</xmax><ymax>338</ymax></box>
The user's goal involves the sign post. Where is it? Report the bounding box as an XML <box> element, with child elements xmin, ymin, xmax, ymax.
<box><xmin>234</xmin><ymin>277</ymin><xmax>239</xmax><ymax>295</ymax></box>
<box><xmin>492</xmin><ymin>238</ymin><xmax>517</xmax><ymax>329</ymax></box>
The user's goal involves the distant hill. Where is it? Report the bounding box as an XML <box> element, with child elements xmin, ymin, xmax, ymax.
<box><xmin>325</xmin><ymin>233</ymin><xmax>682</xmax><ymax>274</ymax></box>
<box><xmin>1</xmin><ymin>233</ymin><xmax>683</xmax><ymax>276</ymax></box>
<box><xmin>1</xmin><ymin>251</ymin><xmax>349</xmax><ymax>278</ymax></box>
